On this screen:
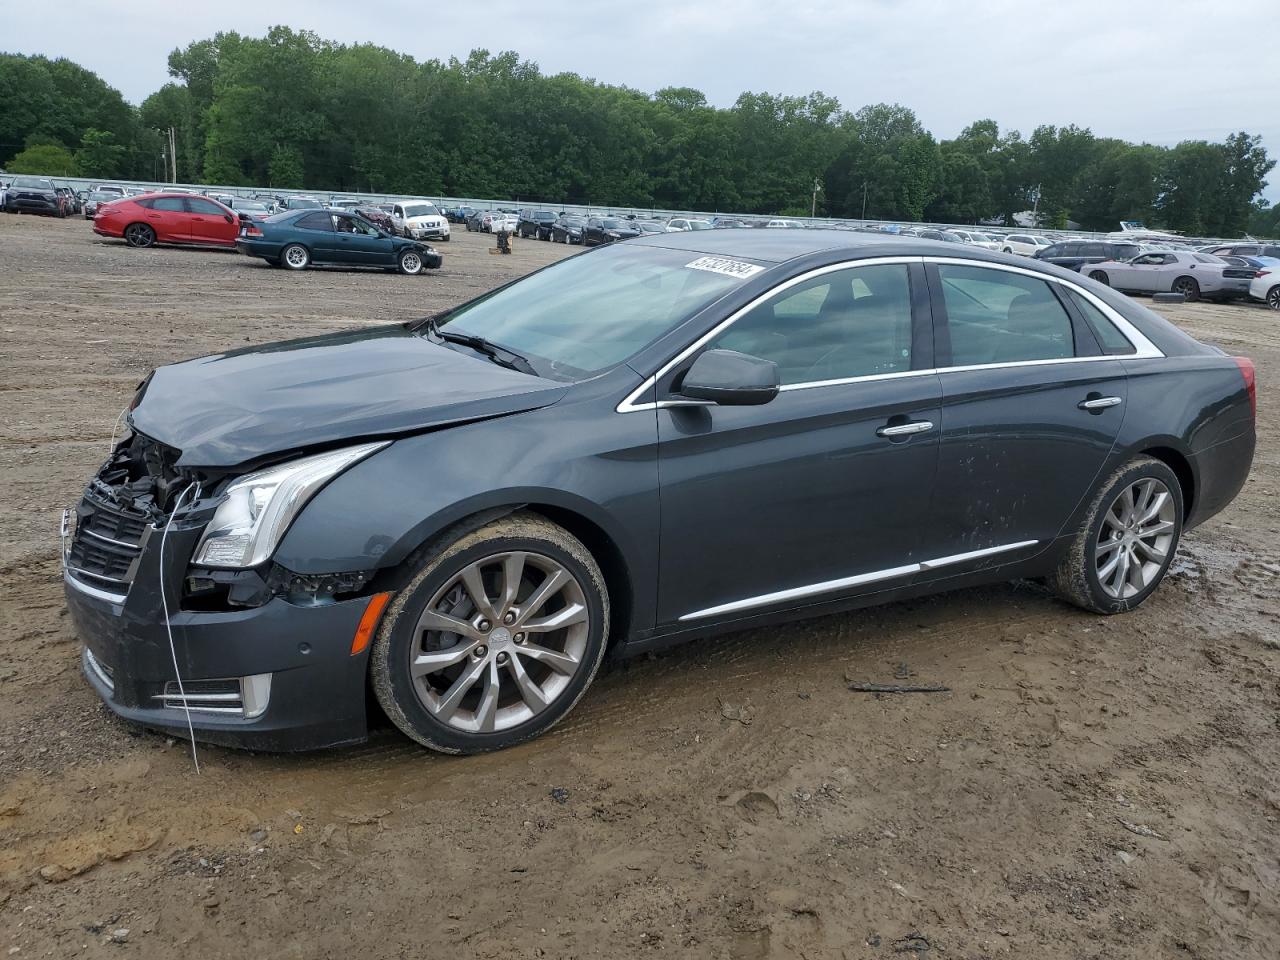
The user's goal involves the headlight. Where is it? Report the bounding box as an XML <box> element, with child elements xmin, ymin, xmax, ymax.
<box><xmin>193</xmin><ymin>441</ymin><xmax>388</xmax><ymax>568</ymax></box>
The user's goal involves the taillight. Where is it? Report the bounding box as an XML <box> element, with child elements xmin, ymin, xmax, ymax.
<box><xmin>1257</xmin><ymin>269</ymin><xmax>1271</xmax><ymax>278</ymax></box>
<box><xmin>1233</xmin><ymin>357</ymin><xmax>1256</xmax><ymax>419</ymax></box>
<box><xmin>243</xmin><ymin>225</ymin><xmax>263</xmax><ymax>237</ymax></box>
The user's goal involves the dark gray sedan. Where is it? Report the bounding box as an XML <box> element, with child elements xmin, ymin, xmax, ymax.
<box><xmin>64</xmin><ymin>231</ymin><xmax>1255</xmax><ymax>754</ymax></box>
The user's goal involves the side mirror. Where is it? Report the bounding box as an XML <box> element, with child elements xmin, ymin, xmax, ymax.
<box><xmin>224</xmin><ymin>213</ymin><xmax>234</xmax><ymax>223</ymax></box>
<box><xmin>681</xmin><ymin>349</ymin><xmax>779</xmax><ymax>406</ymax></box>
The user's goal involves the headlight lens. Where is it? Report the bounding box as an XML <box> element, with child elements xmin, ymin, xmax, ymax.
<box><xmin>193</xmin><ymin>441</ymin><xmax>388</xmax><ymax>568</ymax></box>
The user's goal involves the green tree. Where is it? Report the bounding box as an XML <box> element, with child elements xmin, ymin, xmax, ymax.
<box><xmin>8</xmin><ymin>141</ymin><xmax>78</xmax><ymax>175</ymax></box>
<box><xmin>73</xmin><ymin>129</ymin><xmax>126</xmax><ymax>178</ymax></box>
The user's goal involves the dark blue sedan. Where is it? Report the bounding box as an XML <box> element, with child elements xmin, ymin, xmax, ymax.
<box><xmin>235</xmin><ymin>208</ymin><xmax>442</xmax><ymax>274</ymax></box>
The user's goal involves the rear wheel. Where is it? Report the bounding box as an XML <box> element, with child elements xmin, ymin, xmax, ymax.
<box><xmin>1051</xmin><ymin>456</ymin><xmax>1183</xmax><ymax>614</ymax></box>
<box><xmin>1171</xmin><ymin>276</ymin><xmax>1199</xmax><ymax>302</ymax></box>
<box><xmin>1266</xmin><ymin>285</ymin><xmax>1280</xmax><ymax>311</ymax></box>
<box><xmin>371</xmin><ymin>513</ymin><xmax>609</xmax><ymax>754</ymax></box>
<box><xmin>281</xmin><ymin>243</ymin><xmax>310</xmax><ymax>270</ymax></box>
<box><xmin>1089</xmin><ymin>270</ymin><xmax>1110</xmax><ymax>286</ymax></box>
<box><xmin>398</xmin><ymin>249</ymin><xmax>424</xmax><ymax>275</ymax></box>
<box><xmin>124</xmin><ymin>223</ymin><xmax>155</xmax><ymax>248</ymax></box>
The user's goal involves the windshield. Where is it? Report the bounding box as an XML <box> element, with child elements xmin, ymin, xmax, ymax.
<box><xmin>289</xmin><ymin>198</ymin><xmax>322</xmax><ymax>209</ymax></box>
<box><xmin>689</xmin><ymin>220</ymin><xmax>712</xmax><ymax>230</ymax></box>
<box><xmin>236</xmin><ymin>200</ymin><xmax>269</xmax><ymax>212</ymax></box>
<box><xmin>402</xmin><ymin>203</ymin><xmax>439</xmax><ymax>219</ymax></box>
<box><xmin>601</xmin><ymin>219</ymin><xmax>622</xmax><ymax>228</ymax></box>
<box><xmin>12</xmin><ymin>177</ymin><xmax>54</xmax><ymax>189</ymax></box>
<box><xmin>436</xmin><ymin>244</ymin><xmax>762</xmax><ymax>380</ymax></box>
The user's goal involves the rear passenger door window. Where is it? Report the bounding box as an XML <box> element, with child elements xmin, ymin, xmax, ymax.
<box><xmin>935</xmin><ymin>264</ymin><xmax>1074</xmax><ymax>365</ymax></box>
<box><xmin>1064</xmin><ymin>289</ymin><xmax>1136</xmax><ymax>355</ymax></box>
<box><xmin>706</xmin><ymin>263</ymin><xmax>915</xmax><ymax>384</ymax></box>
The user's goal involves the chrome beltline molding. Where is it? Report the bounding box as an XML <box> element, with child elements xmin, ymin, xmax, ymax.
<box><xmin>678</xmin><ymin>539</ymin><xmax>1039</xmax><ymax>622</ymax></box>
<box><xmin>617</xmin><ymin>254</ymin><xmax>1164</xmax><ymax>413</ymax></box>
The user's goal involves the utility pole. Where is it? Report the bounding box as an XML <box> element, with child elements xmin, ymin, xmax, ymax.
<box><xmin>811</xmin><ymin>178</ymin><xmax>822</xmax><ymax>219</ymax></box>
<box><xmin>169</xmin><ymin>127</ymin><xmax>177</xmax><ymax>183</ymax></box>
<box><xmin>861</xmin><ymin>181</ymin><xmax>869</xmax><ymax>221</ymax></box>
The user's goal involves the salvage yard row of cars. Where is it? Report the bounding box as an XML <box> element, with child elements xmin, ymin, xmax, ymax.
<box><xmin>2</xmin><ymin>174</ymin><xmax>1277</xmax><ymax>304</ymax></box>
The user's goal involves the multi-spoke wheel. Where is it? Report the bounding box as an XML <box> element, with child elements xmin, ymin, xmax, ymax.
<box><xmin>1266</xmin><ymin>285</ymin><xmax>1280</xmax><ymax>311</ymax></box>
<box><xmin>1171</xmin><ymin>277</ymin><xmax>1199</xmax><ymax>302</ymax></box>
<box><xmin>281</xmin><ymin>243</ymin><xmax>310</xmax><ymax>270</ymax></box>
<box><xmin>124</xmin><ymin>223</ymin><xmax>155</xmax><ymax>248</ymax></box>
<box><xmin>1052</xmin><ymin>456</ymin><xmax>1183</xmax><ymax>613</ymax></box>
<box><xmin>398</xmin><ymin>249</ymin><xmax>423</xmax><ymax>275</ymax></box>
<box><xmin>371</xmin><ymin>512</ymin><xmax>609</xmax><ymax>753</ymax></box>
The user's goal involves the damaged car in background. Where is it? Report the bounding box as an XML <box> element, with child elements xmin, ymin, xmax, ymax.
<box><xmin>64</xmin><ymin>231</ymin><xmax>1255</xmax><ymax>755</ymax></box>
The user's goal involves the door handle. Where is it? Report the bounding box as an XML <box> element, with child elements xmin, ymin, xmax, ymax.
<box><xmin>1078</xmin><ymin>396</ymin><xmax>1122</xmax><ymax>411</ymax></box>
<box><xmin>877</xmin><ymin>420</ymin><xmax>934</xmax><ymax>437</ymax></box>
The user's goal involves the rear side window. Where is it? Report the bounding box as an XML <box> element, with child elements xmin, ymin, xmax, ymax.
<box><xmin>296</xmin><ymin>212</ymin><xmax>333</xmax><ymax>230</ymax></box>
<box><xmin>1065</xmin><ymin>289</ymin><xmax>1136</xmax><ymax>356</ymax></box>
<box><xmin>708</xmin><ymin>263</ymin><xmax>915</xmax><ymax>384</ymax></box>
<box><xmin>151</xmin><ymin>197</ymin><xmax>186</xmax><ymax>212</ymax></box>
<box><xmin>937</xmin><ymin>264</ymin><xmax>1075</xmax><ymax>365</ymax></box>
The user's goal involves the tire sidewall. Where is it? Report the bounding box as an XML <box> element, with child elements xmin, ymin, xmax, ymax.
<box><xmin>399</xmin><ymin>249</ymin><xmax>423</xmax><ymax>275</ymax></box>
<box><xmin>371</xmin><ymin>518</ymin><xmax>609</xmax><ymax>754</ymax></box>
<box><xmin>1075</xmin><ymin>458</ymin><xmax>1184</xmax><ymax>612</ymax></box>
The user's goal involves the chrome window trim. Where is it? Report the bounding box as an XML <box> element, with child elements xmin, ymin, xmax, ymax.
<box><xmin>679</xmin><ymin>539</ymin><xmax>1039</xmax><ymax>622</ymax></box>
<box><xmin>616</xmin><ymin>256</ymin><xmax>924</xmax><ymax>413</ymax></box>
<box><xmin>615</xmin><ymin>254</ymin><xmax>1164</xmax><ymax>413</ymax></box>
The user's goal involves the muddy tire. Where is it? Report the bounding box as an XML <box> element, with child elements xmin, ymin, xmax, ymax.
<box><xmin>371</xmin><ymin>512</ymin><xmax>610</xmax><ymax>754</ymax></box>
<box><xmin>1050</xmin><ymin>456</ymin><xmax>1183</xmax><ymax>614</ymax></box>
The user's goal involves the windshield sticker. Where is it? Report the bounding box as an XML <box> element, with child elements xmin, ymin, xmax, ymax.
<box><xmin>685</xmin><ymin>256</ymin><xmax>765</xmax><ymax>280</ymax></box>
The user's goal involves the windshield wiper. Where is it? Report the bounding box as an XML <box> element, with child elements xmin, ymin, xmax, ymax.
<box><xmin>424</xmin><ymin>318</ymin><xmax>538</xmax><ymax>376</ymax></box>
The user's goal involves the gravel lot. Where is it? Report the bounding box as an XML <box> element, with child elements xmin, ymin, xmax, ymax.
<box><xmin>1</xmin><ymin>214</ymin><xmax>1277</xmax><ymax>959</ymax></box>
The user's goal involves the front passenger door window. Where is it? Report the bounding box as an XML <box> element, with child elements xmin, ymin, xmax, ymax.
<box><xmin>705</xmin><ymin>263</ymin><xmax>915</xmax><ymax>384</ymax></box>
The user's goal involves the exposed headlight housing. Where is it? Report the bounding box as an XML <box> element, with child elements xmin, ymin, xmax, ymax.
<box><xmin>193</xmin><ymin>441</ymin><xmax>388</xmax><ymax>568</ymax></box>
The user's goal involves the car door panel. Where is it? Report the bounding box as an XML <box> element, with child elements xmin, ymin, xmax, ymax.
<box><xmin>923</xmin><ymin>261</ymin><xmax>1128</xmax><ymax>571</ymax></box>
<box><xmin>186</xmin><ymin>198</ymin><xmax>236</xmax><ymax>245</ymax></box>
<box><xmin>655</xmin><ymin>378</ymin><xmax>942</xmax><ymax>625</ymax></box>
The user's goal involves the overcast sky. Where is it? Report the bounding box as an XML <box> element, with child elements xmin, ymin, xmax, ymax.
<box><xmin>8</xmin><ymin>0</ymin><xmax>1276</xmax><ymax>202</ymax></box>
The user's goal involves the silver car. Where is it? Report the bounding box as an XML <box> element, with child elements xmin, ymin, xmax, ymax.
<box><xmin>1082</xmin><ymin>251</ymin><xmax>1254</xmax><ymax>302</ymax></box>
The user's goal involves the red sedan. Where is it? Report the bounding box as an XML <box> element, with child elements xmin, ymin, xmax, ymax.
<box><xmin>93</xmin><ymin>193</ymin><xmax>240</xmax><ymax>249</ymax></box>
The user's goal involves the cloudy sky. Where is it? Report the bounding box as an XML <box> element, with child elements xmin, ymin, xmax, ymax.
<box><xmin>8</xmin><ymin>0</ymin><xmax>1276</xmax><ymax>201</ymax></box>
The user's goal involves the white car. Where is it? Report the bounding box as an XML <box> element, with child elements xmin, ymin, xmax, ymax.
<box><xmin>488</xmin><ymin>213</ymin><xmax>519</xmax><ymax>234</ymax></box>
<box><xmin>1247</xmin><ymin>257</ymin><xmax>1280</xmax><ymax>310</ymax></box>
<box><xmin>947</xmin><ymin>229</ymin><xmax>1001</xmax><ymax>250</ymax></box>
<box><xmin>1000</xmin><ymin>233</ymin><xmax>1054</xmax><ymax>256</ymax></box>
<box><xmin>391</xmin><ymin>200</ymin><xmax>450</xmax><ymax>242</ymax></box>
<box><xmin>665</xmin><ymin>217</ymin><xmax>712</xmax><ymax>232</ymax></box>
<box><xmin>765</xmin><ymin>219</ymin><xmax>802</xmax><ymax>228</ymax></box>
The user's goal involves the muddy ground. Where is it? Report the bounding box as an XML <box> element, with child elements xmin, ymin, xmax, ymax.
<box><xmin>0</xmin><ymin>214</ymin><xmax>1276</xmax><ymax>959</ymax></box>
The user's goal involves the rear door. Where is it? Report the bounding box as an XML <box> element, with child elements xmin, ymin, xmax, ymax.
<box><xmin>186</xmin><ymin>197</ymin><xmax>237</xmax><ymax>245</ymax></box>
<box><xmin>921</xmin><ymin>260</ymin><xmax>1131</xmax><ymax>569</ymax></box>
<box><xmin>143</xmin><ymin>196</ymin><xmax>189</xmax><ymax>242</ymax></box>
<box><xmin>653</xmin><ymin>260</ymin><xmax>942</xmax><ymax>626</ymax></box>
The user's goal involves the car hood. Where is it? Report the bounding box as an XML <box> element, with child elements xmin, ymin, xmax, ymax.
<box><xmin>129</xmin><ymin>325</ymin><xmax>568</xmax><ymax>469</ymax></box>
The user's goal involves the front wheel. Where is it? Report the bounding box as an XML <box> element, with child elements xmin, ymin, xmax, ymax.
<box><xmin>124</xmin><ymin>223</ymin><xmax>155</xmax><ymax>248</ymax></box>
<box><xmin>281</xmin><ymin>243</ymin><xmax>310</xmax><ymax>270</ymax></box>
<box><xmin>1051</xmin><ymin>457</ymin><xmax>1183</xmax><ymax>614</ymax></box>
<box><xmin>371</xmin><ymin>512</ymin><xmax>610</xmax><ymax>754</ymax></box>
<box><xmin>398</xmin><ymin>249</ymin><xmax>424</xmax><ymax>275</ymax></box>
<box><xmin>1171</xmin><ymin>277</ymin><xmax>1199</xmax><ymax>302</ymax></box>
<box><xmin>1089</xmin><ymin>270</ymin><xmax>1110</xmax><ymax>286</ymax></box>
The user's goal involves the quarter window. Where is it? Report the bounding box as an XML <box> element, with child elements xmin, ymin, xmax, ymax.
<box><xmin>937</xmin><ymin>264</ymin><xmax>1075</xmax><ymax>365</ymax></box>
<box><xmin>1065</xmin><ymin>289</ymin><xmax>1136</xmax><ymax>356</ymax></box>
<box><xmin>296</xmin><ymin>212</ymin><xmax>333</xmax><ymax>230</ymax></box>
<box><xmin>705</xmin><ymin>264</ymin><xmax>914</xmax><ymax>384</ymax></box>
<box><xmin>151</xmin><ymin>197</ymin><xmax>186</xmax><ymax>212</ymax></box>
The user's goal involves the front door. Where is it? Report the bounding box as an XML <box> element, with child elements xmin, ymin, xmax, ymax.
<box><xmin>331</xmin><ymin>214</ymin><xmax>395</xmax><ymax>264</ymax></box>
<box><xmin>921</xmin><ymin>261</ymin><xmax>1128</xmax><ymax>571</ymax></box>
<box><xmin>654</xmin><ymin>261</ymin><xmax>941</xmax><ymax>627</ymax></box>
<box><xmin>186</xmin><ymin>197</ymin><xmax>236</xmax><ymax>245</ymax></box>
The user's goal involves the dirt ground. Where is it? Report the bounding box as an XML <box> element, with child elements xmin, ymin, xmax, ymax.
<box><xmin>0</xmin><ymin>214</ymin><xmax>1277</xmax><ymax>960</ymax></box>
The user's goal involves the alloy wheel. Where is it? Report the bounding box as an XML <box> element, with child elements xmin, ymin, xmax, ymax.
<box><xmin>408</xmin><ymin>551</ymin><xmax>591</xmax><ymax>733</ymax></box>
<box><xmin>1172</xmin><ymin>278</ymin><xmax>1198</xmax><ymax>301</ymax></box>
<box><xmin>284</xmin><ymin>245</ymin><xmax>308</xmax><ymax>269</ymax></box>
<box><xmin>400</xmin><ymin>251</ymin><xmax>422</xmax><ymax>274</ymax></box>
<box><xmin>124</xmin><ymin>224</ymin><xmax>154</xmax><ymax>248</ymax></box>
<box><xmin>1095</xmin><ymin>478</ymin><xmax>1176</xmax><ymax>599</ymax></box>
<box><xmin>1268</xmin><ymin>286</ymin><xmax>1280</xmax><ymax>311</ymax></box>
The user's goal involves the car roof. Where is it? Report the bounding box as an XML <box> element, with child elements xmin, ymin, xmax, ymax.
<box><xmin>626</xmin><ymin>226</ymin><xmax>935</xmax><ymax>263</ymax></box>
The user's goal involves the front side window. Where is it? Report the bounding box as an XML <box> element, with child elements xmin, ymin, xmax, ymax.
<box><xmin>937</xmin><ymin>264</ymin><xmax>1074</xmax><ymax>365</ymax></box>
<box><xmin>706</xmin><ymin>264</ymin><xmax>914</xmax><ymax>385</ymax></box>
<box><xmin>187</xmin><ymin>198</ymin><xmax>224</xmax><ymax>215</ymax></box>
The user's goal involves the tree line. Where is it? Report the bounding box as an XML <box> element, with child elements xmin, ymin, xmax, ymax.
<box><xmin>2</xmin><ymin>28</ymin><xmax>1276</xmax><ymax>235</ymax></box>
